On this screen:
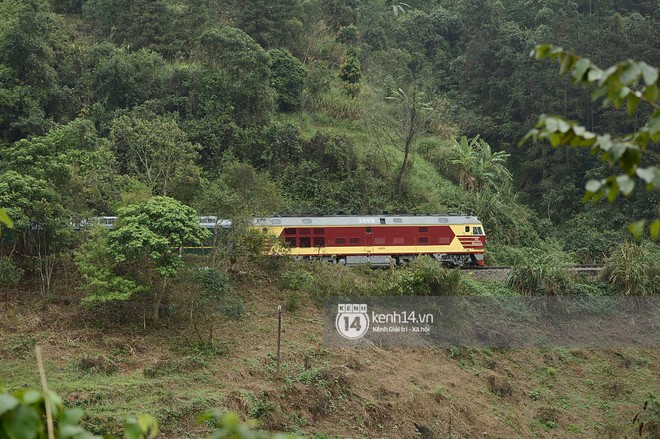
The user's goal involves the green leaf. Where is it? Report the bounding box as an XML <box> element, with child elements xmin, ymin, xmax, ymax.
<box><xmin>636</xmin><ymin>167</ymin><xmax>660</xmax><ymax>188</ymax></box>
<box><xmin>639</xmin><ymin>62</ymin><xmax>659</xmax><ymax>86</ymax></box>
<box><xmin>0</xmin><ymin>209</ymin><xmax>13</xmax><ymax>228</ymax></box>
<box><xmin>0</xmin><ymin>394</ymin><xmax>19</xmax><ymax>416</ymax></box>
<box><xmin>2</xmin><ymin>404</ymin><xmax>41</xmax><ymax>439</ymax></box>
<box><xmin>650</xmin><ymin>219</ymin><xmax>660</xmax><ymax>240</ymax></box>
<box><xmin>587</xmin><ymin>67</ymin><xmax>604</xmax><ymax>82</ymax></box>
<box><xmin>648</xmin><ymin>110</ymin><xmax>660</xmax><ymax>137</ymax></box>
<box><xmin>628</xmin><ymin>220</ymin><xmax>646</xmax><ymax>240</ymax></box>
<box><xmin>59</xmin><ymin>407</ymin><xmax>85</xmax><ymax>426</ymax></box>
<box><xmin>572</xmin><ymin>59</ymin><xmax>591</xmax><ymax>82</ymax></box>
<box><xmin>643</xmin><ymin>83</ymin><xmax>658</xmax><ymax>101</ymax></box>
<box><xmin>137</xmin><ymin>414</ymin><xmax>159</xmax><ymax>438</ymax></box>
<box><xmin>585</xmin><ymin>179</ymin><xmax>602</xmax><ymax>193</ymax></box>
<box><xmin>606</xmin><ymin>182</ymin><xmax>620</xmax><ymax>202</ymax></box>
<box><xmin>616</xmin><ymin>175</ymin><xmax>635</xmax><ymax>196</ymax></box>
<box><xmin>559</xmin><ymin>53</ymin><xmax>575</xmax><ymax>75</ymax></box>
<box><xmin>124</xmin><ymin>420</ymin><xmax>142</xmax><ymax>439</ymax></box>
<box><xmin>620</xmin><ymin>62</ymin><xmax>641</xmax><ymax>85</ymax></box>
<box><xmin>21</xmin><ymin>390</ymin><xmax>43</xmax><ymax>405</ymax></box>
<box><xmin>124</xmin><ymin>415</ymin><xmax>159</xmax><ymax>439</ymax></box>
<box><xmin>534</xmin><ymin>45</ymin><xmax>552</xmax><ymax>60</ymax></box>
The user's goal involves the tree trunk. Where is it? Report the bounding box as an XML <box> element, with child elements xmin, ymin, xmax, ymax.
<box><xmin>395</xmin><ymin>100</ymin><xmax>417</xmax><ymax>199</ymax></box>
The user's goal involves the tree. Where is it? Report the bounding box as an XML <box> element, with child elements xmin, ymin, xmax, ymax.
<box><xmin>0</xmin><ymin>171</ymin><xmax>71</xmax><ymax>295</ymax></box>
<box><xmin>522</xmin><ymin>45</ymin><xmax>659</xmax><ymax>239</ymax></box>
<box><xmin>449</xmin><ymin>135</ymin><xmax>512</xmax><ymax>193</ymax></box>
<box><xmin>75</xmin><ymin>227</ymin><xmax>144</xmax><ymax>307</ymax></box>
<box><xmin>234</xmin><ymin>0</ymin><xmax>303</xmax><ymax>49</ymax></box>
<box><xmin>196</xmin><ymin>26</ymin><xmax>273</xmax><ymax>126</ymax></box>
<box><xmin>110</xmin><ymin>115</ymin><xmax>200</xmax><ymax>197</ymax></box>
<box><xmin>107</xmin><ymin>197</ymin><xmax>211</xmax><ymax>321</ymax></box>
<box><xmin>339</xmin><ymin>48</ymin><xmax>362</xmax><ymax>96</ymax></box>
<box><xmin>382</xmin><ymin>86</ymin><xmax>435</xmax><ymax>200</ymax></box>
<box><xmin>268</xmin><ymin>49</ymin><xmax>306</xmax><ymax>112</ymax></box>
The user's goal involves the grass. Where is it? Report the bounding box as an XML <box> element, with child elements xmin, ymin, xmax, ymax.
<box><xmin>1</xmin><ymin>269</ymin><xmax>659</xmax><ymax>438</ymax></box>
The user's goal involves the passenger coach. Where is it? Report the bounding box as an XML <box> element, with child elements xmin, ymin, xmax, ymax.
<box><xmin>254</xmin><ymin>215</ymin><xmax>486</xmax><ymax>267</ymax></box>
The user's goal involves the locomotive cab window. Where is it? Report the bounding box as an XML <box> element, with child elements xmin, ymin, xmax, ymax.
<box><xmin>473</xmin><ymin>227</ymin><xmax>483</xmax><ymax>235</ymax></box>
<box><xmin>465</xmin><ymin>226</ymin><xmax>470</xmax><ymax>232</ymax></box>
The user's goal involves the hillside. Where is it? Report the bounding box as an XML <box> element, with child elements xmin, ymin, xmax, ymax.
<box><xmin>2</xmin><ymin>262</ymin><xmax>658</xmax><ymax>438</ymax></box>
<box><xmin>0</xmin><ymin>1</ymin><xmax>659</xmax><ymax>437</ymax></box>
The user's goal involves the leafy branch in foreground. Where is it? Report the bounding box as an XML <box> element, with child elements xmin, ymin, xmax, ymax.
<box><xmin>0</xmin><ymin>387</ymin><xmax>300</xmax><ymax>439</ymax></box>
<box><xmin>520</xmin><ymin>45</ymin><xmax>659</xmax><ymax>239</ymax></box>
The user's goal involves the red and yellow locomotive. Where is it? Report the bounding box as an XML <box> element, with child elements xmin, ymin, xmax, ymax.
<box><xmin>255</xmin><ymin>215</ymin><xmax>486</xmax><ymax>267</ymax></box>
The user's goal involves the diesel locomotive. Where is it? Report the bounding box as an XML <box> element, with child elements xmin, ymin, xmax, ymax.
<box><xmin>254</xmin><ymin>215</ymin><xmax>486</xmax><ymax>268</ymax></box>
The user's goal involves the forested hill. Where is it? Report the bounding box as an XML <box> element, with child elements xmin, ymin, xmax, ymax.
<box><xmin>0</xmin><ymin>0</ymin><xmax>658</xmax><ymax>258</ymax></box>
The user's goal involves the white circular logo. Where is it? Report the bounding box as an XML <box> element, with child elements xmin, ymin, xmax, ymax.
<box><xmin>335</xmin><ymin>304</ymin><xmax>369</xmax><ymax>339</ymax></box>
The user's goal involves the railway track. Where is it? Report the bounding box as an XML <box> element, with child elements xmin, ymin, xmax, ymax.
<box><xmin>472</xmin><ymin>264</ymin><xmax>604</xmax><ymax>270</ymax></box>
<box><xmin>465</xmin><ymin>265</ymin><xmax>604</xmax><ymax>282</ymax></box>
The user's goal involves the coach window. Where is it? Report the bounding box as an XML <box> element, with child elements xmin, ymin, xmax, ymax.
<box><xmin>465</xmin><ymin>226</ymin><xmax>470</xmax><ymax>233</ymax></box>
<box><xmin>299</xmin><ymin>237</ymin><xmax>311</xmax><ymax>248</ymax></box>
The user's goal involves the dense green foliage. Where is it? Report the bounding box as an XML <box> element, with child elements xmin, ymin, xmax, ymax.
<box><xmin>0</xmin><ymin>2</ymin><xmax>657</xmax><ymax>300</ymax></box>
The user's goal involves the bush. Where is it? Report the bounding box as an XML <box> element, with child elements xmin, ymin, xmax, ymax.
<box><xmin>389</xmin><ymin>256</ymin><xmax>463</xmax><ymax>296</ymax></box>
<box><xmin>269</xmin><ymin>49</ymin><xmax>306</xmax><ymax>112</ymax></box>
<box><xmin>0</xmin><ymin>256</ymin><xmax>22</xmax><ymax>288</ymax></box>
<box><xmin>193</xmin><ymin>268</ymin><xmax>244</xmax><ymax>320</ymax></box>
<box><xmin>195</xmin><ymin>269</ymin><xmax>230</xmax><ymax>296</ymax></box>
<box><xmin>507</xmin><ymin>253</ymin><xmax>575</xmax><ymax>296</ymax></box>
<box><xmin>602</xmin><ymin>241</ymin><xmax>659</xmax><ymax>296</ymax></box>
<box><xmin>280</xmin><ymin>268</ymin><xmax>314</xmax><ymax>292</ymax></box>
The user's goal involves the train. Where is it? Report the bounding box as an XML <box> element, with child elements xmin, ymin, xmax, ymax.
<box><xmin>80</xmin><ymin>214</ymin><xmax>486</xmax><ymax>268</ymax></box>
<box><xmin>254</xmin><ymin>215</ymin><xmax>486</xmax><ymax>268</ymax></box>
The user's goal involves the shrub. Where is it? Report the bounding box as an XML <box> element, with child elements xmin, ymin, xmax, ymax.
<box><xmin>280</xmin><ymin>268</ymin><xmax>314</xmax><ymax>292</ymax></box>
<box><xmin>269</xmin><ymin>49</ymin><xmax>306</xmax><ymax>112</ymax></box>
<box><xmin>195</xmin><ymin>269</ymin><xmax>230</xmax><ymax>296</ymax></box>
<box><xmin>602</xmin><ymin>241</ymin><xmax>659</xmax><ymax>296</ymax></box>
<box><xmin>389</xmin><ymin>256</ymin><xmax>463</xmax><ymax>296</ymax></box>
<box><xmin>0</xmin><ymin>256</ymin><xmax>22</xmax><ymax>288</ymax></box>
<box><xmin>507</xmin><ymin>254</ymin><xmax>575</xmax><ymax>296</ymax></box>
<box><xmin>193</xmin><ymin>268</ymin><xmax>244</xmax><ymax>320</ymax></box>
